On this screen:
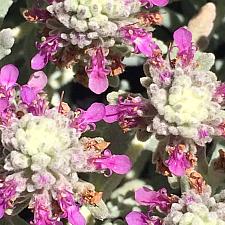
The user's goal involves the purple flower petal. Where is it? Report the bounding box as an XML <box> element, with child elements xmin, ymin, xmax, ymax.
<box><xmin>165</xmin><ymin>148</ymin><xmax>191</xmax><ymax>176</ymax></box>
<box><xmin>173</xmin><ymin>27</ymin><xmax>192</xmax><ymax>52</ymax></box>
<box><xmin>84</xmin><ymin>102</ymin><xmax>106</xmax><ymax>123</ymax></box>
<box><xmin>67</xmin><ymin>205</ymin><xmax>86</xmax><ymax>225</ymax></box>
<box><xmin>86</xmin><ymin>48</ymin><xmax>110</xmax><ymax>94</ymax></box>
<box><xmin>103</xmin><ymin>105</ymin><xmax>119</xmax><ymax>123</ymax></box>
<box><xmin>151</xmin><ymin>0</ymin><xmax>169</xmax><ymax>6</ymax></box>
<box><xmin>135</xmin><ymin>187</ymin><xmax>171</xmax><ymax>212</ymax></box>
<box><xmin>103</xmin><ymin>155</ymin><xmax>132</xmax><ymax>174</ymax></box>
<box><xmin>0</xmin><ymin>205</ymin><xmax>5</xmax><ymax>219</ymax></box>
<box><xmin>20</xmin><ymin>85</ymin><xmax>37</xmax><ymax>105</ymax></box>
<box><xmin>125</xmin><ymin>212</ymin><xmax>148</xmax><ymax>225</ymax></box>
<box><xmin>135</xmin><ymin>187</ymin><xmax>160</xmax><ymax>206</ymax></box>
<box><xmin>88</xmin><ymin>71</ymin><xmax>109</xmax><ymax>94</ymax></box>
<box><xmin>0</xmin><ymin>98</ymin><xmax>8</xmax><ymax>113</ymax></box>
<box><xmin>31</xmin><ymin>52</ymin><xmax>48</xmax><ymax>70</ymax></box>
<box><xmin>0</xmin><ymin>64</ymin><xmax>19</xmax><ymax>89</ymax></box>
<box><xmin>28</xmin><ymin>71</ymin><xmax>48</xmax><ymax>91</ymax></box>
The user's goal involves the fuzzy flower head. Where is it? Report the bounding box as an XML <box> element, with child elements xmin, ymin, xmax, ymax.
<box><xmin>164</xmin><ymin>186</ymin><xmax>225</xmax><ymax>225</ymax></box>
<box><xmin>0</xmin><ymin>64</ymin><xmax>132</xmax><ymax>224</ymax></box>
<box><xmin>105</xmin><ymin>27</ymin><xmax>225</xmax><ymax>147</ymax></box>
<box><xmin>26</xmin><ymin>0</ymin><xmax>167</xmax><ymax>93</ymax></box>
<box><xmin>0</xmin><ymin>110</ymin><xmax>131</xmax><ymax>223</ymax></box>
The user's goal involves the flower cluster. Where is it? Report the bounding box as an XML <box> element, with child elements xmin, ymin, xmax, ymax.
<box><xmin>126</xmin><ymin>186</ymin><xmax>225</xmax><ymax>225</ymax></box>
<box><xmin>24</xmin><ymin>0</ymin><xmax>168</xmax><ymax>94</ymax></box>
<box><xmin>104</xmin><ymin>26</ymin><xmax>225</xmax><ymax>177</ymax></box>
<box><xmin>0</xmin><ymin>64</ymin><xmax>132</xmax><ymax>224</ymax></box>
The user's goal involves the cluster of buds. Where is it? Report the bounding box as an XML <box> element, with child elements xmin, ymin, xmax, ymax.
<box><xmin>0</xmin><ymin>64</ymin><xmax>132</xmax><ymax>224</ymax></box>
<box><xmin>126</xmin><ymin>186</ymin><xmax>225</xmax><ymax>225</ymax></box>
<box><xmin>104</xmin><ymin>26</ymin><xmax>225</xmax><ymax>177</ymax></box>
<box><xmin>24</xmin><ymin>0</ymin><xmax>168</xmax><ymax>94</ymax></box>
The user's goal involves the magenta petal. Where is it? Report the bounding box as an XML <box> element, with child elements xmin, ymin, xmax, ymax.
<box><xmin>125</xmin><ymin>212</ymin><xmax>148</xmax><ymax>225</ymax></box>
<box><xmin>88</xmin><ymin>74</ymin><xmax>109</xmax><ymax>94</ymax></box>
<box><xmin>21</xmin><ymin>85</ymin><xmax>36</xmax><ymax>104</ymax></box>
<box><xmin>103</xmin><ymin>105</ymin><xmax>119</xmax><ymax>123</ymax></box>
<box><xmin>151</xmin><ymin>0</ymin><xmax>169</xmax><ymax>6</ymax></box>
<box><xmin>165</xmin><ymin>154</ymin><xmax>191</xmax><ymax>177</ymax></box>
<box><xmin>173</xmin><ymin>27</ymin><xmax>192</xmax><ymax>51</ymax></box>
<box><xmin>31</xmin><ymin>52</ymin><xmax>48</xmax><ymax>70</ymax></box>
<box><xmin>85</xmin><ymin>102</ymin><xmax>106</xmax><ymax>123</ymax></box>
<box><xmin>28</xmin><ymin>71</ymin><xmax>48</xmax><ymax>91</ymax></box>
<box><xmin>134</xmin><ymin>36</ymin><xmax>154</xmax><ymax>57</ymax></box>
<box><xmin>104</xmin><ymin>155</ymin><xmax>132</xmax><ymax>174</ymax></box>
<box><xmin>0</xmin><ymin>98</ymin><xmax>8</xmax><ymax>113</ymax></box>
<box><xmin>67</xmin><ymin>206</ymin><xmax>86</xmax><ymax>225</ymax></box>
<box><xmin>135</xmin><ymin>187</ymin><xmax>158</xmax><ymax>206</ymax></box>
<box><xmin>0</xmin><ymin>64</ymin><xmax>19</xmax><ymax>89</ymax></box>
<box><xmin>0</xmin><ymin>205</ymin><xmax>5</xmax><ymax>219</ymax></box>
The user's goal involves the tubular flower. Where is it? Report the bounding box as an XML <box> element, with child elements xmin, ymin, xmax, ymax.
<box><xmin>126</xmin><ymin>211</ymin><xmax>162</xmax><ymax>225</ymax></box>
<box><xmin>126</xmin><ymin>187</ymin><xmax>176</xmax><ymax>225</ymax></box>
<box><xmin>165</xmin><ymin>144</ymin><xmax>191</xmax><ymax>177</ymax></box>
<box><xmin>0</xmin><ymin>180</ymin><xmax>17</xmax><ymax>218</ymax></box>
<box><xmin>135</xmin><ymin>187</ymin><xmax>172</xmax><ymax>213</ymax></box>
<box><xmin>103</xmin><ymin>94</ymin><xmax>152</xmax><ymax>132</ymax></box>
<box><xmin>0</xmin><ymin>64</ymin><xmax>132</xmax><ymax>224</ymax></box>
<box><xmin>25</xmin><ymin>0</ymin><xmax>168</xmax><ymax>93</ymax></box>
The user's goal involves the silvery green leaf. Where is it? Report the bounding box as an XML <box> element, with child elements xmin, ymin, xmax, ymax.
<box><xmin>87</xmin><ymin>200</ymin><xmax>109</xmax><ymax>220</ymax></box>
<box><xmin>11</xmin><ymin>196</ymin><xmax>31</xmax><ymax>216</ymax></box>
<box><xmin>108</xmin><ymin>76</ymin><xmax>120</xmax><ymax>88</ymax></box>
<box><xmin>119</xmin><ymin>79</ymin><xmax>130</xmax><ymax>91</ymax></box>
<box><xmin>207</xmin><ymin>138</ymin><xmax>225</xmax><ymax>193</ymax></box>
<box><xmin>143</xmin><ymin>135</ymin><xmax>159</xmax><ymax>152</ymax></box>
<box><xmin>0</xmin><ymin>28</ymin><xmax>14</xmax><ymax>60</ymax></box>
<box><xmin>194</xmin><ymin>52</ymin><xmax>215</xmax><ymax>71</ymax></box>
<box><xmin>111</xmin><ymin>179</ymin><xmax>146</xmax><ymax>199</ymax></box>
<box><xmin>168</xmin><ymin>176</ymin><xmax>180</xmax><ymax>189</ymax></box>
<box><xmin>106</xmin><ymin>91</ymin><xmax>125</xmax><ymax>104</ymax></box>
<box><xmin>0</xmin><ymin>0</ymin><xmax>13</xmax><ymax>26</ymax></box>
<box><xmin>160</xmin><ymin>8</ymin><xmax>184</xmax><ymax>29</ymax></box>
<box><xmin>139</xmin><ymin>77</ymin><xmax>151</xmax><ymax>89</ymax></box>
<box><xmin>123</xmin><ymin>55</ymin><xmax>145</xmax><ymax>67</ymax></box>
<box><xmin>0</xmin><ymin>216</ymin><xmax>29</xmax><ymax>225</ymax></box>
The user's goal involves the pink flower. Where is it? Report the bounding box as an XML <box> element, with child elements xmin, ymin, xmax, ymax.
<box><xmin>120</xmin><ymin>26</ymin><xmax>158</xmax><ymax>58</ymax></box>
<box><xmin>135</xmin><ymin>187</ymin><xmax>171</xmax><ymax>213</ymax></box>
<box><xmin>0</xmin><ymin>180</ymin><xmax>17</xmax><ymax>219</ymax></box>
<box><xmin>0</xmin><ymin>64</ymin><xmax>19</xmax><ymax>116</ymax></box>
<box><xmin>31</xmin><ymin>35</ymin><xmax>61</xmax><ymax>70</ymax></box>
<box><xmin>21</xmin><ymin>71</ymin><xmax>48</xmax><ymax>105</ymax></box>
<box><xmin>86</xmin><ymin>48</ymin><xmax>110</xmax><ymax>94</ymax></box>
<box><xmin>126</xmin><ymin>212</ymin><xmax>162</xmax><ymax>225</ymax></box>
<box><xmin>90</xmin><ymin>149</ymin><xmax>132</xmax><ymax>175</ymax></box>
<box><xmin>173</xmin><ymin>27</ymin><xmax>196</xmax><ymax>67</ymax></box>
<box><xmin>165</xmin><ymin>145</ymin><xmax>191</xmax><ymax>176</ymax></box>
<box><xmin>32</xmin><ymin>194</ymin><xmax>62</xmax><ymax>225</ymax></box>
<box><xmin>0</xmin><ymin>64</ymin><xmax>19</xmax><ymax>90</ymax></box>
<box><xmin>140</xmin><ymin>0</ymin><xmax>169</xmax><ymax>7</ymax></box>
<box><xmin>57</xmin><ymin>190</ymin><xmax>86</xmax><ymax>225</ymax></box>
<box><xmin>214</xmin><ymin>83</ymin><xmax>225</xmax><ymax>104</ymax></box>
<box><xmin>71</xmin><ymin>102</ymin><xmax>106</xmax><ymax>132</ymax></box>
<box><xmin>103</xmin><ymin>96</ymin><xmax>146</xmax><ymax>131</ymax></box>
